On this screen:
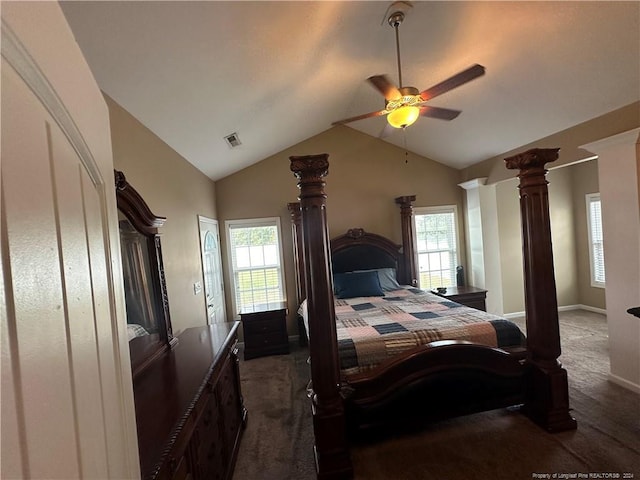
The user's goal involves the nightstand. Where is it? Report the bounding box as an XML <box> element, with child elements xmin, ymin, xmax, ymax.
<box><xmin>240</xmin><ymin>302</ymin><xmax>290</xmax><ymax>360</ymax></box>
<box><xmin>433</xmin><ymin>286</ymin><xmax>487</xmax><ymax>311</ymax></box>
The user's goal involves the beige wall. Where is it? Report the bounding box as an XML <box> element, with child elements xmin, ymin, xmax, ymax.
<box><xmin>570</xmin><ymin>160</ymin><xmax>606</xmax><ymax>309</ymax></box>
<box><xmin>461</xmin><ymin>102</ymin><xmax>640</xmax><ymax>185</ymax></box>
<box><xmin>547</xmin><ymin>166</ymin><xmax>579</xmax><ymax>307</ymax></box>
<box><xmin>497</xmin><ymin>167</ymin><xmax>580</xmax><ymax>315</ymax></box>
<box><xmin>106</xmin><ymin>96</ymin><xmax>218</xmax><ymax>334</ymax></box>
<box><xmin>496</xmin><ymin>178</ymin><xmax>525</xmax><ymax>314</ymax></box>
<box><xmin>215</xmin><ymin>125</ymin><xmax>465</xmax><ymax>333</ymax></box>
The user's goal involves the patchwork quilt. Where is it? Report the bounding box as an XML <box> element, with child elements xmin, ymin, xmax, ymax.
<box><xmin>334</xmin><ymin>287</ymin><xmax>525</xmax><ymax>376</ymax></box>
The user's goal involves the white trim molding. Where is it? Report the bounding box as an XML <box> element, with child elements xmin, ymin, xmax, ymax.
<box><xmin>1</xmin><ymin>19</ymin><xmax>103</xmax><ymax>188</ymax></box>
<box><xmin>458</xmin><ymin>177</ymin><xmax>488</xmax><ymax>190</ymax></box>
<box><xmin>608</xmin><ymin>373</ymin><xmax>640</xmax><ymax>394</ymax></box>
<box><xmin>503</xmin><ymin>304</ymin><xmax>606</xmax><ymax>319</ymax></box>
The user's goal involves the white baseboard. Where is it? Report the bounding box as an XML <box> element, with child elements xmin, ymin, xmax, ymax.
<box><xmin>503</xmin><ymin>304</ymin><xmax>606</xmax><ymax>319</ymax></box>
<box><xmin>575</xmin><ymin>304</ymin><xmax>607</xmax><ymax>315</ymax></box>
<box><xmin>608</xmin><ymin>373</ymin><xmax>640</xmax><ymax>394</ymax></box>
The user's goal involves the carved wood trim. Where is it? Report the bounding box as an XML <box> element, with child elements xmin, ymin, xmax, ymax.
<box><xmin>115</xmin><ymin>170</ymin><xmax>166</xmax><ymax>235</ymax></box>
<box><xmin>504</xmin><ymin>148</ymin><xmax>576</xmax><ymax>432</ymax></box>
<box><xmin>290</xmin><ymin>154</ymin><xmax>352</xmax><ymax>479</ymax></box>
<box><xmin>345</xmin><ymin>341</ymin><xmax>524</xmax><ymax>404</ymax></box>
<box><xmin>287</xmin><ymin>202</ymin><xmax>305</xmax><ymax>304</ymax></box>
<box><xmin>115</xmin><ymin>170</ymin><xmax>176</xmax><ymax>379</ymax></box>
<box><xmin>331</xmin><ymin>228</ymin><xmax>402</xmax><ymax>255</ymax></box>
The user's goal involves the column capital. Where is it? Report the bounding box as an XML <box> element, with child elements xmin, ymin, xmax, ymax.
<box><xmin>290</xmin><ymin>154</ymin><xmax>329</xmax><ymax>180</ymax></box>
<box><xmin>504</xmin><ymin>148</ymin><xmax>559</xmax><ymax>171</ymax></box>
<box><xmin>394</xmin><ymin>195</ymin><xmax>416</xmax><ymax>206</ymax></box>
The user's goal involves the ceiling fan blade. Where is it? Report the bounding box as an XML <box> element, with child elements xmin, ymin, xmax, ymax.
<box><xmin>419</xmin><ymin>64</ymin><xmax>486</xmax><ymax>102</ymax></box>
<box><xmin>331</xmin><ymin>109</ymin><xmax>387</xmax><ymax>126</ymax></box>
<box><xmin>419</xmin><ymin>105</ymin><xmax>461</xmax><ymax>121</ymax></box>
<box><xmin>368</xmin><ymin>75</ymin><xmax>402</xmax><ymax>101</ymax></box>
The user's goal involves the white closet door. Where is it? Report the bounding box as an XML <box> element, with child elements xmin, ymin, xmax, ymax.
<box><xmin>1</xmin><ymin>3</ymin><xmax>139</xmax><ymax>479</ymax></box>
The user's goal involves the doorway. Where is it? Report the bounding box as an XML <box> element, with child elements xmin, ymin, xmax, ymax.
<box><xmin>198</xmin><ymin>216</ymin><xmax>226</xmax><ymax>324</ymax></box>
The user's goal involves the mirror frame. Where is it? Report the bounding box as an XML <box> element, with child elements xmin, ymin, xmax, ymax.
<box><xmin>115</xmin><ymin>170</ymin><xmax>177</xmax><ymax>378</ymax></box>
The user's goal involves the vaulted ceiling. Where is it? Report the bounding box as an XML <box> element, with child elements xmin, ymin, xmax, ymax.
<box><xmin>60</xmin><ymin>1</ymin><xmax>640</xmax><ymax>181</ymax></box>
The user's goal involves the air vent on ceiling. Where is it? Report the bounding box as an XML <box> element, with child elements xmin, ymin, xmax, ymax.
<box><xmin>224</xmin><ymin>132</ymin><xmax>242</xmax><ymax>148</ymax></box>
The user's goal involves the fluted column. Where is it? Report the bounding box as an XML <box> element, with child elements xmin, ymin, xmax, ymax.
<box><xmin>287</xmin><ymin>202</ymin><xmax>305</xmax><ymax>304</ymax></box>
<box><xmin>290</xmin><ymin>154</ymin><xmax>352</xmax><ymax>479</ymax></box>
<box><xmin>394</xmin><ymin>195</ymin><xmax>417</xmax><ymax>286</ymax></box>
<box><xmin>504</xmin><ymin>148</ymin><xmax>577</xmax><ymax>432</ymax></box>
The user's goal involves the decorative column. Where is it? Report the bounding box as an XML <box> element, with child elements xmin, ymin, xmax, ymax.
<box><xmin>394</xmin><ymin>195</ymin><xmax>417</xmax><ymax>286</ymax></box>
<box><xmin>458</xmin><ymin>178</ymin><xmax>505</xmax><ymax>315</ymax></box>
<box><xmin>290</xmin><ymin>154</ymin><xmax>352</xmax><ymax>479</ymax></box>
<box><xmin>504</xmin><ymin>148</ymin><xmax>577</xmax><ymax>432</ymax></box>
<box><xmin>287</xmin><ymin>202</ymin><xmax>306</xmax><ymax>304</ymax></box>
<box><xmin>582</xmin><ymin>128</ymin><xmax>640</xmax><ymax>391</ymax></box>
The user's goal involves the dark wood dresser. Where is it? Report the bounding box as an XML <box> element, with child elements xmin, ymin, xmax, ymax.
<box><xmin>240</xmin><ymin>302</ymin><xmax>289</xmax><ymax>360</ymax></box>
<box><xmin>433</xmin><ymin>285</ymin><xmax>488</xmax><ymax>311</ymax></box>
<box><xmin>133</xmin><ymin>322</ymin><xmax>247</xmax><ymax>480</ymax></box>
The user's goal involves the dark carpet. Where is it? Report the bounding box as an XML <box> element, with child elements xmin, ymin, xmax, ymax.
<box><xmin>232</xmin><ymin>310</ymin><xmax>640</xmax><ymax>479</ymax></box>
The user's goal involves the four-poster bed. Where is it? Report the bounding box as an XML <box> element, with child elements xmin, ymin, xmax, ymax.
<box><xmin>289</xmin><ymin>149</ymin><xmax>576</xmax><ymax>480</ymax></box>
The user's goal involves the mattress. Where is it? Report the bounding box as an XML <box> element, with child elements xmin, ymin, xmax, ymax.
<box><xmin>300</xmin><ymin>286</ymin><xmax>525</xmax><ymax>376</ymax></box>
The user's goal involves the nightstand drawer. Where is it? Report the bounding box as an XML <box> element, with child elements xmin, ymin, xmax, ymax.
<box><xmin>242</xmin><ymin>317</ymin><xmax>283</xmax><ymax>335</ymax></box>
<box><xmin>244</xmin><ymin>330</ymin><xmax>287</xmax><ymax>349</ymax></box>
<box><xmin>242</xmin><ymin>309</ymin><xmax>282</xmax><ymax>322</ymax></box>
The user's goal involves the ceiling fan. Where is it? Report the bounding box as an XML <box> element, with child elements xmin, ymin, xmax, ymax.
<box><xmin>332</xmin><ymin>3</ymin><xmax>485</xmax><ymax>136</ymax></box>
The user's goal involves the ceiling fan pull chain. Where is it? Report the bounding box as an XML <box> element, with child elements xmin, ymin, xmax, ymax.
<box><xmin>403</xmin><ymin>128</ymin><xmax>409</xmax><ymax>164</ymax></box>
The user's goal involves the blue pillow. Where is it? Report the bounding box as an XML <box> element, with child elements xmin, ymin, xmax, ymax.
<box><xmin>364</xmin><ymin>268</ymin><xmax>402</xmax><ymax>291</ymax></box>
<box><xmin>333</xmin><ymin>270</ymin><xmax>385</xmax><ymax>299</ymax></box>
<box><xmin>377</xmin><ymin>267</ymin><xmax>401</xmax><ymax>291</ymax></box>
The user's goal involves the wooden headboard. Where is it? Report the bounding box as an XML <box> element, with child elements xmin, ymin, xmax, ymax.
<box><xmin>288</xmin><ymin>196</ymin><xmax>418</xmax><ymax>304</ymax></box>
<box><xmin>330</xmin><ymin>228</ymin><xmax>409</xmax><ymax>284</ymax></box>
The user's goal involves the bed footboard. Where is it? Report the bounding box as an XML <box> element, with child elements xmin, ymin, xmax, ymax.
<box><xmin>342</xmin><ymin>341</ymin><xmax>525</xmax><ymax>435</ymax></box>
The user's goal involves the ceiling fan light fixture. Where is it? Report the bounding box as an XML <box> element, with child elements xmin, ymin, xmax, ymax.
<box><xmin>387</xmin><ymin>105</ymin><xmax>419</xmax><ymax>128</ymax></box>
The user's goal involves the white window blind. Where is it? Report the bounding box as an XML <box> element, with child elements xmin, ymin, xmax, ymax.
<box><xmin>226</xmin><ymin>218</ymin><xmax>286</xmax><ymax>316</ymax></box>
<box><xmin>413</xmin><ymin>206</ymin><xmax>459</xmax><ymax>290</ymax></box>
<box><xmin>586</xmin><ymin>193</ymin><xmax>605</xmax><ymax>287</ymax></box>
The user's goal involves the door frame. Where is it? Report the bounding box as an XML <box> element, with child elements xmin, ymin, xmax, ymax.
<box><xmin>197</xmin><ymin>215</ymin><xmax>226</xmax><ymax>324</ymax></box>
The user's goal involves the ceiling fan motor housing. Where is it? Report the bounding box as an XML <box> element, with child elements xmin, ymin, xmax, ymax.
<box><xmin>385</xmin><ymin>86</ymin><xmax>421</xmax><ymax>110</ymax></box>
<box><xmin>388</xmin><ymin>11</ymin><xmax>404</xmax><ymax>27</ymax></box>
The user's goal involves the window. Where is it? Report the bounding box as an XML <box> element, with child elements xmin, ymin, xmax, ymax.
<box><xmin>413</xmin><ymin>206</ymin><xmax>460</xmax><ymax>290</ymax></box>
<box><xmin>225</xmin><ymin>217</ymin><xmax>286</xmax><ymax>316</ymax></box>
<box><xmin>586</xmin><ymin>193</ymin><xmax>605</xmax><ymax>287</ymax></box>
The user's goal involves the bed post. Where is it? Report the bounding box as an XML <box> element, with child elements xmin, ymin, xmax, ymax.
<box><xmin>290</xmin><ymin>154</ymin><xmax>353</xmax><ymax>480</ymax></box>
<box><xmin>395</xmin><ymin>195</ymin><xmax>417</xmax><ymax>286</ymax></box>
<box><xmin>287</xmin><ymin>202</ymin><xmax>306</xmax><ymax>304</ymax></box>
<box><xmin>504</xmin><ymin>148</ymin><xmax>577</xmax><ymax>432</ymax></box>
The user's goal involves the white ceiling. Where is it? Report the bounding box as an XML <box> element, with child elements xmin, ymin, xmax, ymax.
<box><xmin>60</xmin><ymin>1</ymin><xmax>640</xmax><ymax>181</ymax></box>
